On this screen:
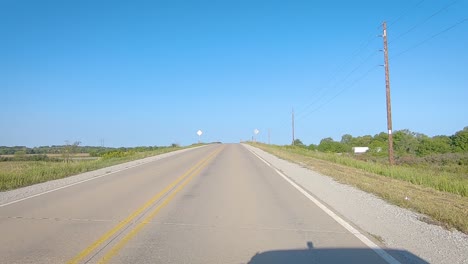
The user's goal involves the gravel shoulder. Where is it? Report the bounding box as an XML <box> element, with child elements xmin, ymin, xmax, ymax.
<box><xmin>0</xmin><ymin>146</ymin><xmax>205</xmax><ymax>206</ymax></box>
<box><xmin>243</xmin><ymin>144</ymin><xmax>468</xmax><ymax>264</ymax></box>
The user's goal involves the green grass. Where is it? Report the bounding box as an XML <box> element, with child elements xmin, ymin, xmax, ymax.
<box><xmin>250</xmin><ymin>143</ymin><xmax>468</xmax><ymax>234</ymax></box>
<box><xmin>270</xmin><ymin>145</ymin><xmax>467</xmax><ymax>197</ymax></box>
<box><xmin>0</xmin><ymin>146</ymin><xmax>198</xmax><ymax>191</ymax></box>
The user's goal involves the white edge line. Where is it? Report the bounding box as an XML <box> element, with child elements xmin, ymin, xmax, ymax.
<box><xmin>245</xmin><ymin>145</ymin><xmax>401</xmax><ymax>264</ymax></box>
<box><xmin>0</xmin><ymin>146</ymin><xmax>205</xmax><ymax>208</ymax></box>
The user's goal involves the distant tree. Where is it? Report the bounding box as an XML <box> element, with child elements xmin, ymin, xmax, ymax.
<box><xmin>14</xmin><ymin>150</ymin><xmax>27</xmax><ymax>160</ymax></box>
<box><xmin>293</xmin><ymin>139</ymin><xmax>305</xmax><ymax>147</ymax></box>
<box><xmin>318</xmin><ymin>138</ymin><xmax>350</xmax><ymax>153</ymax></box>
<box><xmin>372</xmin><ymin>132</ymin><xmax>388</xmax><ymax>143</ymax></box>
<box><xmin>352</xmin><ymin>135</ymin><xmax>373</xmax><ymax>146</ymax></box>
<box><xmin>368</xmin><ymin>140</ymin><xmax>387</xmax><ymax>155</ymax></box>
<box><xmin>451</xmin><ymin>129</ymin><xmax>468</xmax><ymax>152</ymax></box>
<box><xmin>320</xmin><ymin>137</ymin><xmax>333</xmax><ymax>143</ymax></box>
<box><xmin>393</xmin><ymin>129</ymin><xmax>420</xmax><ymax>156</ymax></box>
<box><xmin>340</xmin><ymin>134</ymin><xmax>353</xmax><ymax>145</ymax></box>
<box><xmin>416</xmin><ymin>136</ymin><xmax>451</xmax><ymax>156</ymax></box>
<box><xmin>308</xmin><ymin>144</ymin><xmax>317</xmax><ymax>151</ymax></box>
<box><xmin>63</xmin><ymin>141</ymin><xmax>81</xmax><ymax>163</ymax></box>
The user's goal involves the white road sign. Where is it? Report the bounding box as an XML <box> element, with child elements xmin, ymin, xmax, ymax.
<box><xmin>197</xmin><ymin>130</ymin><xmax>203</xmax><ymax>136</ymax></box>
<box><xmin>254</xmin><ymin>129</ymin><xmax>259</xmax><ymax>135</ymax></box>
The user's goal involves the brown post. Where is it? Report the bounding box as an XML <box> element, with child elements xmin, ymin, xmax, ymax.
<box><xmin>383</xmin><ymin>21</ymin><xmax>395</xmax><ymax>165</ymax></box>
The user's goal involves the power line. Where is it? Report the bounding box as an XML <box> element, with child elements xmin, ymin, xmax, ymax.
<box><xmin>296</xmin><ymin>50</ymin><xmax>380</xmax><ymax>119</ymax></box>
<box><xmin>388</xmin><ymin>0</ymin><xmax>426</xmax><ymax>28</ymax></box>
<box><xmin>269</xmin><ymin>2</ymin><xmax>464</xmax><ymax>144</ymax></box>
<box><xmin>298</xmin><ymin>65</ymin><xmax>379</xmax><ymax>121</ymax></box>
<box><xmin>393</xmin><ymin>17</ymin><xmax>467</xmax><ymax>59</ymax></box>
<box><xmin>294</xmin><ymin>29</ymin><xmax>381</xmax><ymax>117</ymax></box>
<box><xmin>389</xmin><ymin>0</ymin><xmax>462</xmax><ymax>44</ymax></box>
<box><xmin>324</xmin><ymin>31</ymin><xmax>380</xmax><ymax>85</ymax></box>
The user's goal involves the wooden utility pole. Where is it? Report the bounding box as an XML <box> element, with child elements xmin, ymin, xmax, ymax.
<box><xmin>292</xmin><ymin>108</ymin><xmax>295</xmax><ymax>145</ymax></box>
<box><xmin>383</xmin><ymin>21</ymin><xmax>395</xmax><ymax>165</ymax></box>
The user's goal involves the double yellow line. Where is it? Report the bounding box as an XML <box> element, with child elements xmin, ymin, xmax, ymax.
<box><xmin>68</xmin><ymin>146</ymin><xmax>223</xmax><ymax>264</ymax></box>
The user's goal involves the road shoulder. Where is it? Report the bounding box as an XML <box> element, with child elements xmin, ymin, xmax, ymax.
<box><xmin>243</xmin><ymin>144</ymin><xmax>468</xmax><ymax>264</ymax></box>
<box><xmin>0</xmin><ymin>146</ymin><xmax>206</xmax><ymax>207</ymax></box>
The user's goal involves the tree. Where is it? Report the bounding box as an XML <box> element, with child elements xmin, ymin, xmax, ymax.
<box><xmin>352</xmin><ymin>135</ymin><xmax>373</xmax><ymax>146</ymax></box>
<box><xmin>14</xmin><ymin>150</ymin><xmax>27</xmax><ymax>160</ymax></box>
<box><xmin>416</xmin><ymin>136</ymin><xmax>451</xmax><ymax>156</ymax></box>
<box><xmin>63</xmin><ymin>141</ymin><xmax>81</xmax><ymax>163</ymax></box>
<box><xmin>293</xmin><ymin>139</ymin><xmax>305</xmax><ymax>147</ymax></box>
<box><xmin>393</xmin><ymin>129</ymin><xmax>420</xmax><ymax>156</ymax></box>
<box><xmin>340</xmin><ymin>134</ymin><xmax>353</xmax><ymax>145</ymax></box>
<box><xmin>372</xmin><ymin>132</ymin><xmax>388</xmax><ymax>144</ymax></box>
<box><xmin>308</xmin><ymin>144</ymin><xmax>317</xmax><ymax>151</ymax></box>
<box><xmin>451</xmin><ymin>129</ymin><xmax>468</xmax><ymax>152</ymax></box>
<box><xmin>369</xmin><ymin>140</ymin><xmax>387</xmax><ymax>155</ymax></box>
<box><xmin>318</xmin><ymin>138</ymin><xmax>350</xmax><ymax>153</ymax></box>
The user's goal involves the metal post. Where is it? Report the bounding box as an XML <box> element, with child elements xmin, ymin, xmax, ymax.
<box><xmin>292</xmin><ymin>108</ymin><xmax>295</xmax><ymax>145</ymax></box>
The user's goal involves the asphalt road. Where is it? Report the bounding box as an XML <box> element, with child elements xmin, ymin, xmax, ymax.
<box><xmin>0</xmin><ymin>144</ymin><xmax>408</xmax><ymax>263</ymax></box>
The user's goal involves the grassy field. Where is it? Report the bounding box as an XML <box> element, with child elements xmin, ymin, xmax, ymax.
<box><xmin>250</xmin><ymin>143</ymin><xmax>468</xmax><ymax>234</ymax></box>
<box><xmin>0</xmin><ymin>146</ymin><xmax>197</xmax><ymax>192</ymax></box>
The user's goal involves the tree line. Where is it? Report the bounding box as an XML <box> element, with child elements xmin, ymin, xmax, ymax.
<box><xmin>293</xmin><ymin>126</ymin><xmax>468</xmax><ymax>157</ymax></box>
<box><xmin>0</xmin><ymin>144</ymin><xmax>170</xmax><ymax>156</ymax></box>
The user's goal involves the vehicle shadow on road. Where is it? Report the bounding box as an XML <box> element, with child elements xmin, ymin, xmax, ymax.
<box><xmin>246</xmin><ymin>241</ymin><xmax>428</xmax><ymax>264</ymax></box>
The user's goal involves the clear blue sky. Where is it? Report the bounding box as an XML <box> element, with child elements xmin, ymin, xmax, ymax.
<box><xmin>2</xmin><ymin>0</ymin><xmax>467</xmax><ymax>147</ymax></box>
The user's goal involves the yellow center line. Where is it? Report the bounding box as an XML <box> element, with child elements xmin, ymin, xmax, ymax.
<box><xmin>97</xmin><ymin>147</ymin><xmax>223</xmax><ymax>263</ymax></box>
<box><xmin>67</xmin><ymin>146</ymin><xmax>223</xmax><ymax>264</ymax></box>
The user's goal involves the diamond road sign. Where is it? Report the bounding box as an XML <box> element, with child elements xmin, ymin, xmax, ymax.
<box><xmin>197</xmin><ymin>130</ymin><xmax>203</xmax><ymax>136</ymax></box>
<box><xmin>254</xmin><ymin>129</ymin><xmax>259</xmax><ymax>135</ymax></box>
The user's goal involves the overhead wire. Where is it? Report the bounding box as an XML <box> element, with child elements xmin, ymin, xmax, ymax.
<box><xmin>294</xmin><ymin>0</ymin><xmax>434</xmax><ymax>122</ymax></box>
<box><xmin>295</xmin><ymin>49</ymin><xmax>380</xmax><ymax>120</ymax></box>
<box><xmin>387</xmin><ymin>0</ymin><xmax>426</xmax><ymax>28</ymax></box>
<box><xmin>271</xmin><ymin>1</ymin><xmax>464</xmax><ymax>143</ymax></box>
<box><xmin>295</xmin><ymin>29</ymin><xmax>381</xmax><ymax>119</ymax></box>
<box><xmin>389</xmin><ymin>0</ymin><xmax>462</xmax><ymax>44</ymax></box>
<box><xmin>296</xmin><ymin>0</ymin><xmax>464</xmax><ymax>123</ymax></box>
<box><xmin>270</xmin><ymin>27</ymin><xmax>383</xmax><ymax>134</ymax></box>
<box><xmin>298</xmin><ymin>65</ymin><xmax>380</xmax><ymax>121</ymax></box>
<box><xmin>393</xmin><ymin>17</ymin><xmax>467</xmax><ymax>59</ymax></box>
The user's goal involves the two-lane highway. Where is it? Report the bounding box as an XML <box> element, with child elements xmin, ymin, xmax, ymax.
<box><xmin>0</xmin><ymin>144</ymin><xmax>397</xmax><ymax>263</ymax></box>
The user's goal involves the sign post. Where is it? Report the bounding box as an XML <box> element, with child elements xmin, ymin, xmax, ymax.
<box><xmin>253</xmin><ymin>129</ymin><xmax>259</xmax><ymax>143</ymax></box>
<box><xmin>197</xmin><ymin>130</ymin><xmax>203</xmax><ymax>143</ymax></box>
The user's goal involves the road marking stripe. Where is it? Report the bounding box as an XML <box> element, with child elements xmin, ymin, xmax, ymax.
<box><xmin>67</xmin><ymin>147</ymin><xmax>221</xmax><ymax>264</ymax></box>
<box><xmin>245</xmin><ymin>146</ymin><xmax>401</xmax><ymax>264</ymax></box>
<box><xmin>97</xmin><ymin>147</ymin><xmax>223</xmax><ymax>264</ymax></box>
<box><xmin>0</xmin><ymin>146</ymin><xmax>207</xmax><ymax>208</ymax></box>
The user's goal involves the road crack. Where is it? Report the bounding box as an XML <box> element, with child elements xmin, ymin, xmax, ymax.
<box><xmin>1</xmin><ymin>215</ymin><xmax>117</xmax><ymax>223</ymax></box>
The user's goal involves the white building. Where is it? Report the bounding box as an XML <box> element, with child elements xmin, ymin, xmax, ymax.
<box><xmin>352</xmin><ymin>147</ymin><xmax>369</xmax><ymax>154</ymax></box>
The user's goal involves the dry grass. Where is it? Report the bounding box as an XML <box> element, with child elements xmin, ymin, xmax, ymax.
<box><xmin>0</xmin><ymin>147</ymin><xmax>188</xmax><ymax>191</ymax></box>
<box><xmin>251</xmin><ymin>143</ymin><xmax>468</xmax><ymax>234</ymax></box>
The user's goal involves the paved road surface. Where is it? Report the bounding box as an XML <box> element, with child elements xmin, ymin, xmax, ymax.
<box><xmin>0</xmin><ymin>144</ymin><xmax>416</xmax><ymax>263</ymax></box>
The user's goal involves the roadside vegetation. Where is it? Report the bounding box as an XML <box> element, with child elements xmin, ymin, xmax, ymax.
<box><xmin>0</xmin><ymin>143</ymin><xmax>203</xmax><ymax>191</ymax></box>
<box><xmin>249</xmin><ymin>127</ymin><xmax>468</xmax><ymax>234</ymax></box>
